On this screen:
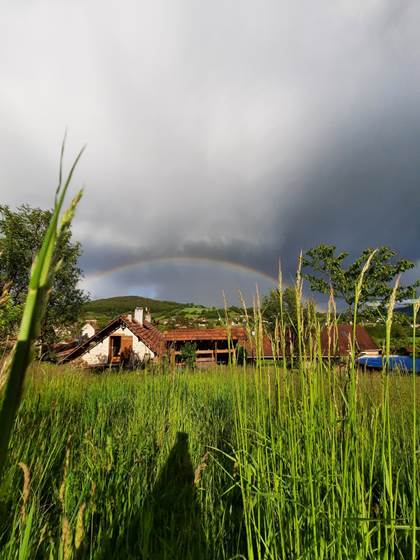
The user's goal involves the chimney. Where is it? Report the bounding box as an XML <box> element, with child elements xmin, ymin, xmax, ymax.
<box><xmin>145</xmin><ymin>308</ymin><xmax>152</xmax><ymax>323</ymax></box>
<box><xmin>81</xmin><ymin>321</ymin><xmax>96</xmax><ymax>339</ymax></box>
<box><xmin>134</xmin><ymin>307</ymin><xmax>144</xmax><ymax>326</ymax></box>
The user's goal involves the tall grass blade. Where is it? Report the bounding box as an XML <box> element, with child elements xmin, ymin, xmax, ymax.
<box><xmin>0</xmin><ymin>142</ymin><xmax>84</xmax><ymax>477</ymax></box>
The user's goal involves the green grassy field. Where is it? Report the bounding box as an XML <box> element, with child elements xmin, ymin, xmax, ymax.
<box><xmin>0</xmin><ymin>362</ymin><xmax>418</xmax><ymax>559</ymax></box>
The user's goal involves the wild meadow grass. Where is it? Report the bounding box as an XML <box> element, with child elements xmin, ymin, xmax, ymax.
<box><xmin>0</xmin><ymin>361</ymin><xmax>418</xmax><ymax>559</ymax></box>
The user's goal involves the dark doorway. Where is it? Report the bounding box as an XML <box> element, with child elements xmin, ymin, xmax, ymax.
<box><xmin>109</xmin><ymin>335</ymin><xmax>133</xmax><ymax>364</ymax></box>
<box><xmin>109</xmin><ymin>336</ymin><xmax>122</xmax><ymax>363</ymax></box>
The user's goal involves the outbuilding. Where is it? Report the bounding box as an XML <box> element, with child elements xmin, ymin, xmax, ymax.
<box><xmin>164</xmin><ymin>327</ymin><xmax>246</xmax><ymax>367</ymax></box>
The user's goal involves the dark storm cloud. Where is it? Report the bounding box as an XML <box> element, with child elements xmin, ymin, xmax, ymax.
<box><xmin>279</xmin><ymin>104</ymin><xmax>420</xmax><ymax>262</ymax></box>
<box><xmin>255</xmin><ymin>101</ymin><xmax>420</xmax><ymax>296</ymax></box>
<box><xmin>1</xmin><ymin>1</ymin><xmax>419</xmax><ymax>304</ymax></box>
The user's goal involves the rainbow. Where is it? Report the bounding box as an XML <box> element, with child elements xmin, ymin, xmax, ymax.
<box><xmin>84</xmin><ymin>256</ymin><xmax>278</xmax><ymax>285</ymax></box>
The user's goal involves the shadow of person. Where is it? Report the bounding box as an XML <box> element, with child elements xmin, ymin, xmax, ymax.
<box><xmin>139</xmin><ymin>431</ymin><xmax>207</xmax><ymax>560</ymax></box>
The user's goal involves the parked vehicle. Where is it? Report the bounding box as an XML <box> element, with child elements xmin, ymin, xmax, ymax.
<box><xmin>356</xmin><ymin>351</ymin><xmax>420</xmax><ymax>373</ymax></box>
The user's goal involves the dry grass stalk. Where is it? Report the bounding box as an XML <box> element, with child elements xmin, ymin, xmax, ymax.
<box><xmin>59</xmin><ymin>439</ymin><xmax>71</xmax><ymax>506</ymax></box>
<box><xmin>0</xmin><ymin>281</ymin><xmax>11</xmax><ymax>306</ymax></box>
<box><xmin>385</xmin><ymin>276</ymin><xmax>400</xmax><ymax>366</ymax></box>
<box><xmin>0</xmin><ymin>282</ymin><xmax>13</xmax><ymax>392</ymax></box>
<box><xmin>194</xmin><ymin>451</ymin><xmax>209</xmax><ymax>486</ymax></box>
<box><xmin>61</xmin><ymin>516</ymin><xmax>73</xmax><ymax>560</ymax></box>
<box><xmin>327</xmin><ymin>286</ymin><xmax>337</xmax><ymax>358</ymax></box>
<box><xmin>75</xmin><ymin>502</ymin><xmax>86</xmax><ymax>550</ymax></box>
<box><xmin>18</xmin><ymin>461</ymin><xmax>30</xmax><ymax>519</ymax></box>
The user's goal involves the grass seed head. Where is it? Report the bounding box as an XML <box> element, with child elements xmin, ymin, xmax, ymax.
<box><xmin>18</xmin><ymin>462</ymin><xmax>30</xmax><ymax>519</ymax></box>
<box><xmin>61</xmin><ymin>516</ymin><xmax>73</xmax><ymax>560</ymax></box>
<box><xmin>75</xmin><ymin>503</ymin><xmax>86</xmax><ymax>550</ymax></box>
<box><xmin>194</xmin><ymin>451</ymin><xmax>209</xmax><ymax>486</ymax></box>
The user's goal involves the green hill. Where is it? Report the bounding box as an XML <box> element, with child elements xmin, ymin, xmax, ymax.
<box><xmin>83</xmin><ymin>295</ymin><xmax>196</xmax><ymax>326</ymax></box>
<box><xmin>83</xmin><ymin>295</ymin><xmax>190</xmax><ymax>317</ymax></box>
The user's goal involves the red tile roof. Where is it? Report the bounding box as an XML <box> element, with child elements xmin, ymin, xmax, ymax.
<box><xmin>243</xmin><ymin>328</ymin><xmax>296</xmax><ymax>358</ymax></box>
<box><xmin>320</xmin><ymin>324</ymin><xmax>377</xmax><ymax>356</ymax></box>
<box><xmin>122</xmin><ymin>317</ymin><xmax>166</xmax><ymax>355</ymax></box>
<box><xmin>243</xmin><ymin>335</ymin><xmax>275</xmax><ymax>358</ymax></box>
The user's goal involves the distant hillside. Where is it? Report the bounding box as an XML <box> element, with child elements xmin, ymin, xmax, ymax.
<box><xmin>83</xmin><ymin>295</ymin><xmax>198</xmax><ymax>327</ymax></box>
<box><xmin>83</xmin><ymin>295</ymin><xmax>191</xmax><ymax>317</ymax></box>
<box><xmin>82</xmin><ymin>295</ymin><xmax>247</xmax><ymax>329</ymax></box>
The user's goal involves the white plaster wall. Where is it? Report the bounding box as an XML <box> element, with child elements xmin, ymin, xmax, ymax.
<box><xmin>81</xmin><ymin>325</ymin><xmax>155</xmax><ymax>366</ymax></box>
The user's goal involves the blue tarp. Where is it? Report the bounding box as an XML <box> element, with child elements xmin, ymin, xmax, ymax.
<box><xmin>356</xmin><ymin>355</ymin><xmax>420</xmax><ymax>373</ymax></box>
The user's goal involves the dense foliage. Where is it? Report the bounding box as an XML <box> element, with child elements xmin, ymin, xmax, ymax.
<box><xmin>262</xmin><ymin>286</ymin><xmax>298</xmax><ymax>332</ymax></box>
<box><xmin>0</xmin><ymin>289</ymin><xmax>22</xmax><ymax>343</ymax></box>
<box><xmin>180</xmin><ymin>341</ymin><xmax>198</xmax><ymax>368</ymax></box>
<box><xmin>0</xmin><ymin>204</ymin><xmax>87</xmax><ymax>344</ymax></box>
<box><xmin>302</xmin><ymin>244</ymin><xmax>419</xmax><ymax>315</ymax></box>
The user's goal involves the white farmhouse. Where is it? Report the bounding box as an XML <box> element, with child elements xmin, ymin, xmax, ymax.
<box><xmin>62</xmin><ymin>307</ymin><xmax>165</xmax><ymax>367</ymax></box>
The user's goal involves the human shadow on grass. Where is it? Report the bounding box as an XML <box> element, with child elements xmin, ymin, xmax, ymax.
<box><xmin>97</xmin><ymin>429</ymin><xmax>245</xmax><ymax>559</ymax></box>
<box><xmin>134</xmin><ymin>431</ymin><xmax>207</xmax><ymax>560</ymax></box>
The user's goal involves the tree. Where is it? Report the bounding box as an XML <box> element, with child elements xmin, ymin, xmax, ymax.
<box><xmin>0</xmin><ymin>204</ymin><xmax>88</xmax><ymax>344</ymax></box>
<box><xmin>0</xmin><ymin>286</ymin><xmax>22</xmax><ymax>345</ymax></box>
<box><xmin>262</xmin><ymin>286</ymin><xmax>298</xmax><ymax>332</ymax></box>
<box><xmin>302</xmin><ymin>244</ymin><xmax>419</xmax><ymax>316</ymax></box>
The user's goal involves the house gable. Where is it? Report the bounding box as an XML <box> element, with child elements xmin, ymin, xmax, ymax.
<box><xmin>61</xmin><ymin>315</ymin><xmax>165</xmax><ymax>365</ymax></box>
<box><xmin>80</xmin><ymin>324</ymin><xmax>155</xmax><ymax>366</ymax></box>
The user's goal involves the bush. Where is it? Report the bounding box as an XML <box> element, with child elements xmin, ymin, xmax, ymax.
<box><xmin>180</xmin><ymin>342</ymin><xmax>197</xmax><ymax>369</ymax></box>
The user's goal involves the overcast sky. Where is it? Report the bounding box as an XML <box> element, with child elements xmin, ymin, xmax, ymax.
<box><xmin>1</xmin><ymin>1</ymin><xmax>419</xmax><ymax>306</ymax></box>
